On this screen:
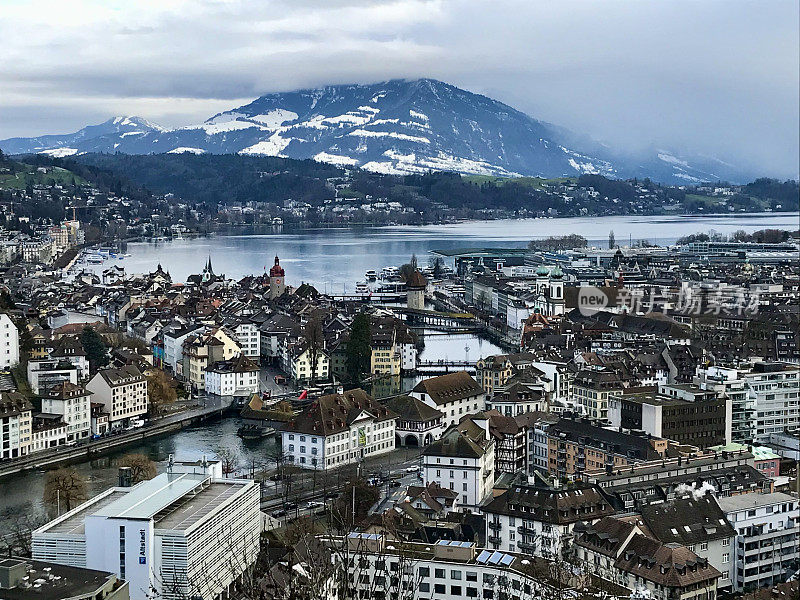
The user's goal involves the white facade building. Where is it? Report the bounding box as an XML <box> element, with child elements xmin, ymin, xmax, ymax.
<box><xmin>744</xmin><ymin>363</ymin><xmax>799</xmax><ymax>440</ymax></box>
<box><xmin>410</xmin><ymin>371</ymin><xmax>486</xmax><ymax>429</ymax></box>
<box><xmin>86</xmin><ymin>366</ymin><xmax>148</xmax><ymax>429</ymax></box>
<box><xmin>161</xmin><ymin>323</ymin><xmax>204</xmax><ymax>374</ymax></box>
<box><xmin>280</xmin><ymin>389</ymin><xmax>397</xmax><ymax>470</ymax></box>
<box><xmin>0</xmin><ymin>391</ymin><xmax>32</xmax><ymax>460</ymax></box>
<box><xmin>40</xmin><ymin>381</ymin><xmax>92</xmax><ymax>443</ymax></box>
<box><xmin>205</xmin><ymin>354</ymin><xmax>259</xmax><ymax>397</ymax></box>
<box><xmin>422</xmin><ymin>417</ymin><xmax>495</xmax><ymax>513</ymax></box>
<box><xmin>32</xmin><ymin>466</ymin><xmax>261</xmax><ymax>600</ymax></box>
<box><xmin>0</xmin><ymin>313</ymin><xmax>20</xmax><ymax>368</ymax></box>
<box><xmin>718</xmin><ymin>492</ymin><xmax>799</xmax><ymax>592</ymax></box>
<box><xmin>231</xmin><ymin>321</ymin><xmax>261</xmax><ymax>359</ymax></box>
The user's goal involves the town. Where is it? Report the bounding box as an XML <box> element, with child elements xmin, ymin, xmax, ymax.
<box><xmin>0</xmin><ymin>206</ymin><xmax>797</xmax><ymax>600</ymax></box>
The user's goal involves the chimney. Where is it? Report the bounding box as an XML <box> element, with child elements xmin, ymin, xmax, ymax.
<box><xmin>118</xmin><ymin>466</ymin><xmax>133</xmax><ymax>487</ymax></box>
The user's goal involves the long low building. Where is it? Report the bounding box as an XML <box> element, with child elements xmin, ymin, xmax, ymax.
<box><xmin>32</xmin><ymin>463</ymin><xmax>261</xmax><ymax>600</ymax></box>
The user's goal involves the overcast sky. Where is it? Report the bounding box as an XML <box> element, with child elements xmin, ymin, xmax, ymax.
<box><xmin>1</xmin><ymin>0</ymin><xmax>797</xmax><ymax>178</ymax></box>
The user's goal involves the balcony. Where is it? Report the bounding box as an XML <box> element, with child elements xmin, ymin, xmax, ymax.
<box><xmin>518</xmin><ymin>526</ymin><xmax>536</xmax><ymax>535</ymax></box>
<box><xmin>487</xmin><ymin>535</ymin><xmax>502</xmax><ymax>544</ymax></box>
<box><xmin>518</xmin><ymin>540</ymin><xmax>537</xmax><ymax>552</ymax></box>
<box><xmin>488</xmin><ymin>521</ymin><xmax>502</xmax><ymax>531</ymax></box>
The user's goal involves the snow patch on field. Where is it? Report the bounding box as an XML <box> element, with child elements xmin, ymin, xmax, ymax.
<box><xmin>657</xmin><ymin>151</ymin><xmax>690</xmax><ymax>168</ymax></box>
<box><xmin>323</xmin><ymin>111</ymin><xmax>375</xmax><ymax>126</ymax></box>
<box><xmin>357</xmin><ymin>105</ymin><xmax>380</xmax><ymax>114</ymax></box>
<box><xmin>194</xmin><ymin>121</ymin><xmax>262</xmax><ymax>135</ymax></box>
<box><xmin>370</xmin><ymin>92</ymin><xmax>387</xmax><ymax>103</ymax></box>
<box><xmin>567</xmin><ymin>158</ymin><xmax>601</xmax><ymax>174</ymax></box>
<box><xmin>39</xmin><ymin>147</ymin><xmax>78</xmax><ymax>157</ymax></box>
<box><xmin>239</xmin><ymin>132</ymin><xmax>292</xmax><ymax>156</ymax></box>
<box><xmin>360</xmin><ymin>149</ymin><xmax>518</xmax><ymax>177</ymax></box>
<box><xmin>120</xmin><ymin>131</ymin><xmax>145</xmax><ymax>137</ymax></box>
<box><xmin>348</xmin><ymin>129</ymin><xmax>430</xmax><ymax>143</ymax></box>
<box><xmin>361</xmin><ymin>160</ymin><xmax>405</xmax><ymax>175</ymax></box>
<box><xmin>167</xmin><ymin>147</ymin><xmax>206</xmax><ymax>154</ymax></box>
<box><xmin>409</xmin><ymin>109</ymin><xmax>428</xmax><ymax>122</ymax></box>
<box><xmin>248</xmin><ymin>109</ymin><xmax>298</xmax><ymax>128</ymax></box>
<box><xmin>672</xmin><ymin>171</ymin><xmax>704</xmax><ymax>183</ymax></box>
<box><xmin>313</xmin><ymin>152</ymin><xmax>359</xmax><ymax>166</ymax></box>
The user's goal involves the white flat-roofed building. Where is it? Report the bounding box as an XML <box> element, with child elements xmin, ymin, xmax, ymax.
<box><xmin>32</xmin><ymin>466</ymin><xmax>261</xmax><ymax>600</ymax></box>
<box><xmin>717</xmin><ymin>492</ymin><xmax>799</xmax><ymax>592</ymax></box>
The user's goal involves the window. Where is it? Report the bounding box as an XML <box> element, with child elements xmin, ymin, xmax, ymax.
<box><xmin>435</xmin><ymin>568</ymin><xmax>445</xmax><ymax>579</ymax></box>
<box><xmin>419</xmin><ymin>567</ymin><xmax>430</xmax><ymax>578</ymax></box>
<box><xmin>451</xmin><ymin>570</ymin><xmax>462</xmax><ymax>580</ymax></box>
<box><xmin>434</xmin><ymin>584</ymin><xmax>446</xmax><ymax>594</ymax></box>
<box><xmin>722</xmin><ymin>553</ymin><xmax>730</xmax><ymax>563</ymax></box>
<box><xmin>420</xmin><ymin>582</ymin><xmax>430</xmax><ymax>593</ymax></box>
<box><xmin>700</xmin><ymin>542</ymin><xmax>708</xmax><ymax>551</ymax></box>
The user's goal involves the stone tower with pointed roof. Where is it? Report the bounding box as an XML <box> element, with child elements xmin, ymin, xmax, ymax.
<box><xmin>269</xmin><ymin>255</ymin><xmax>286</xmax><ymax>299</ymax></box>
<box><xmin>405</xmin><ymin>270</ymin><xmax>427</xmax><ymax>310</ymax></box>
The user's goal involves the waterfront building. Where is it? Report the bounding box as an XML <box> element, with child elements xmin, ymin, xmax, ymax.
<box><xmin>160</xmin><ymin>322</ymin><xmax>204</xmax><ymax>374</ymax></box>
<box><xmin>0</xmin><ymin>557</ymin><xmax>129</xmax><ymax>600</ymax></box>
<box><xmin>228</xmin><ymin>318</ymin><xmax>261</xmax><ymax>359</ymax></box>
<box><xmin>205</xmin><ymin>354</ymin><xmax>259</xmax><ymax>397</ymax></box>
<box><xmin>0</xmin><ymin>312</ymin><xmax>20</xmax><ymax>368</ymax></box>
<box><xmin>382</xmin><ymin>394</ymin><xmax>443</xmax><ymax>447</ymax></box>
<box><xmin>422</xmin><ymin>415</ymin><xmax>495</xmax><ymax>512</ymax></box>
<box><xmin>410</xmin><ymin>371</ymin><xmax>487</xmax><ymax>429</ymax></box>
<box><xmin>181</xmin><ymin>328</ymin><xmax>241</xmax><ymax>390</ymax></box>
<box><xmin>269</xmin><ymin>255</ymin><xmax>286</xmax><ymax>299</ymax></box>
<box><xmin>0</xmin><ymin>391</ymin><xmax>32</xmax><ymax>460</ymax></box>
<box><xmin>405</xmin><ymin>269</ymin><xmax>427</xmax><ymax>310</ymax></box>
<box><xmin>280</xmin><ymin>388</ymin><xmax>397</xmax><ymax>469</ymax></box>
<box><xmin>718</xmin><ymin>492</ymin><xmax>799</xmax><ymax>592</ymax></box>
<box><xmin>85</xmin><ymin>365</ymin><xmax>148</xmax><ymax>430</ymax></box>
<box><xmin>40</xmin><ymin>381</ymin><xmax>92</xmax><ymax>443</ymax></box>
<box><xmin>482</xmin><ymin>477</ymin><xmax>614</xmax><ymax>558</ymax></box>
<box><xmin>32</xmin><ymin>466</ymin><xmax>261</xmax><ymax>600</ymax></box>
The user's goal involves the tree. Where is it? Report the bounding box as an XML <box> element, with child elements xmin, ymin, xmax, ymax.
<box><xmin>216</xmin><ymin>445</ymin><xmax>240</xmax><ymax>478</ymax></box>
<box><xmin>345</xmin><ymin>313</ymin><xmax>372</xmax><ymax>385</ymax></box>
<box><xmin>608</xmin><ymin>230</ymin><xmax>616</xmax><ymax>249</ymax></box>
<box><xmin>528</xmin><ymin>234</ymin><xmax>587</xmax><ymax>251</ymax></box>
<box><xmin>147</xmin><ymin>369</ymin><xmax>177</xmax><ymax>418</ymax></box>
<box><xmin>429</xmin><ymin>256</ymin><xmax>446</xmax><ymax>278</ymax></box>
<box><xmin>398</xmin><ymin>253</ymin><xmax>419</xmax><ymax>282</ymax></box>
<box><xmin>43</xmin><ymin>467</ymin><xmax>87</xmax><ymax>515</ymax></box>
<box><xmin>119</xmin><ymin>453</ymin><xmax>157</xmax><ymax>483</ymax></box>
<box><xmin>303</xmin><ymin>316</ymin><xmax>324</xmax><ymax>383</ymax></box>
<box><xmin>80</xmin><ymin>326</ymin><xmax>108</xmax><ymax>373</ymax></box>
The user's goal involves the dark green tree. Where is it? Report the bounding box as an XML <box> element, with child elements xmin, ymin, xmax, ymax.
<box><xmin>345</xmin><ymin>313</ymin><xmax>372</xmax><ymax>385</ymax></box>
<box><xmin>81</xmin><ymin>326</ymin><xmax>108</xmax><ymax>373</ymax></box>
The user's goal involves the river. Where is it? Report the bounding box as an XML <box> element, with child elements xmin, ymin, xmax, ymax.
<box><xmin>5</xmin><ymin>212</ymin><xmax>796</xmax><ymax>516</ymax></box>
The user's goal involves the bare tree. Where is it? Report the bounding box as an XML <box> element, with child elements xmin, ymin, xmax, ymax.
<box><xmin>43</xmin><ymin>467</ymin><xmax>87</xmax><ymax>515</ymax></box>
<box><xmin>303</xmin><ymin>316</ymin><xmax>324</xmax><ymax>384</ymax></box>
<box><xmin>0</xmin><ymin>504</ymin><xmax>47</xmax><ymax>557</ymax></box>
<box><xmin>216</xmin><ymin>445</ymin><xmax>240</xmax><ymax>478</ymax></box>
<box><xmin>119</xmin><ymin>453</ymin><xmax>157</xmax><ymax>483</ymax></box>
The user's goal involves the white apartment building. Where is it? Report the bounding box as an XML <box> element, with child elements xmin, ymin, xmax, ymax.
<box><xmin>86</xmin><ymin>366</ymin><xmax>148</xmax><ymax>430</ymax></box>
<box><xmin>32</xmin><ymin>465</ymin><xmax>261</xmax><ymax>600</ymax></box>
<box><xmin>230</xmin><ymin>320</ymin><xmax>261</xmax><ymax>359</ymax></box>
<box><xmin>0</xmin><ymin>391</ymin><xmax>32</xmax><ymax>460</ymax></box>
<box><xmin>0</xmin><ymin>313</ymin><xmax>19</xmax><ymax>368</ymax></box>
<box><xmin>718</xmin><ymin>492</ymin><xmax>799</xmax><ymax>592</ymax></box>
<box><xmin>27</xmin><ymin>359</ymin><xmax>79</xmax><ymax>395</ymax></box>
<box><xmin>341</xmin><ymin>534</ymin><xmax>589</xmax><ymax>600</ymax></box>
<box><xmin>743</xmin><ymin>363</ymin><xmax>799</xmax><ymax>440</ymax></box>
<box><xmin>422</xmin><ymin>416</ymin><xmax>495</xmax><ymax>512</ymax></box>
<box><xmin>695</xmin><ymin>365</ymin><xmax>754</xmax><ymax>443</ymax></box>
<box><xmin>280</xmin><ymin>389</ymin><xmax>397</xmax><ymax>469</ymax></box>
<box><xmin>410</xmin><ymin>371</ymin><xmax>486</xmax><ymax>429</ymax></box>
<box><xmin>40</xmin><ymin>381</ymin><xmax>92</xmax><ymax>442</ymax></box>
<box><xmin>205</xmin><ymin>354</ymin><xmax>259</xmax><ymax>397</ymax></box>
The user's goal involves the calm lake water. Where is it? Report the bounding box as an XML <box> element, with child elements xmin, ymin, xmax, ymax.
<box><xmin>92</xmin><ymin>212</ymin><xmax>799</xmax><ymax>289</ymax></box>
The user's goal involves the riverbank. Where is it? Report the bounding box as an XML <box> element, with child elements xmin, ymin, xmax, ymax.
<box><xmin>0</xmin><ymin>397</ymin><xmax>231</xmax><ymax>482</ymax></box>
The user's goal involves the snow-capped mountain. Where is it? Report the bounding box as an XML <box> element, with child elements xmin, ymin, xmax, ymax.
<box><xmin>0</xmin><ymin>79</ymin><xmax>752</xmax><ymax>183</ymax></box>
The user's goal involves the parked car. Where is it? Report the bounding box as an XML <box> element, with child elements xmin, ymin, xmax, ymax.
<box><xmin>306</xmin><ymin>500</ymin><xmax>325</xmax><ymax>509</ymax></box>
<box><xmin>405</xmin><ymin>465</ymin><xmax>420</xmax><ymax>473</ymax></box>
<box><xmin>272</xmin><ymin>509</ymin><xmax>286</xmax><ymax>518</ymax></box>
<box><xmin>274</xmin><ymin>375</ymin><xmax>287</xmax><ymax>385</ymax></box>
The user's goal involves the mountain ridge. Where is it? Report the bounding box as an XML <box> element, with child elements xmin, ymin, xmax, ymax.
<box><xmin>0</xmin><ymin>78</ymin><xmax>758</xmax><ymax>184</ymax></box>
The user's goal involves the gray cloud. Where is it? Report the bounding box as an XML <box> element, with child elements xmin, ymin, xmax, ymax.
<box><xmin>0</xmin><ymin>0</ymin><xmax>796</xmax><ymax>178</ymax></box>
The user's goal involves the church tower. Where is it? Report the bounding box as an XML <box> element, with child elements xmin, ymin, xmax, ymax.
<box><xmin>269</xmin><ymin>255</ymin><xmax>286</xmax><ymax>299</ymax></box>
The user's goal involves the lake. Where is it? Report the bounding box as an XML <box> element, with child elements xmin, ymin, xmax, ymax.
<box><xmin>91</xmin><ymin>212</ymin><xmax>799</xmax><ymax>289</ymax></box>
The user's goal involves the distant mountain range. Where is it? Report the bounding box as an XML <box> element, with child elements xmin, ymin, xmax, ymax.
<box><xmin>0</xmin><ymin>78</ymin><xmax>759</xmax><ymax>183</ymax></box>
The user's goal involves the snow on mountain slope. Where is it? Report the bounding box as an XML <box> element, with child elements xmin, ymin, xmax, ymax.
<box><xmin>0</xmin><ymin>79</ymin><xmax>755</xmax><ymax>183</ymax></box>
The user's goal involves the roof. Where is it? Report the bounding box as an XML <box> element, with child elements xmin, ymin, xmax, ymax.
<box><xmin>95</xmin><ymin>365</ymin><xmax>145</xmax><ymax>386</ymax></box>
<box><xmin>207</xmin><ymin>353</ymin><xmax>259</xmax><ymax>374</ymax></box>
<box><xmin>405</xmin><ymin>270</ymin><xmax>428</xmax><ymax>288</ymax></box>
<box><xmin>282</xmin><ymin>388</ymin><xmax>397</xmax><ymax>436</ymax></box>
<box><xmin>0</xmin><ymin>391</ymin><xmax>33</xmax><ymax>419</ymax></box>
<box><xmin>717</xmin><ymin>492</ymin><xmax>797</xmax><ymax>513</ymax></box>
<box><xmin>382</xmin><ymin>395</ymin><xmax>443</xmax><ymax>422</ymax></box>
<box><xmin>423</xmin><ymin>423</ymin><xmax>489</xmax><ymax>459</ymax></box>
<box><xmin>412</xmin><ymin>371</ymin><xmax>484</xmax><ymax>406</ymax></box>
<box><xmin>638</xmin><ymin>496</ymin><xmax>735</xmax><ymax>544</ymax></box>
<box><xmin>483</xmin><ymin>483</ymin><xmax>615</xmax><ymax>524</ymax></box>
<box><xmin>0</xmin><ymin>557</ymin><xmax>124</xmax><ymax>600</ymax></box>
